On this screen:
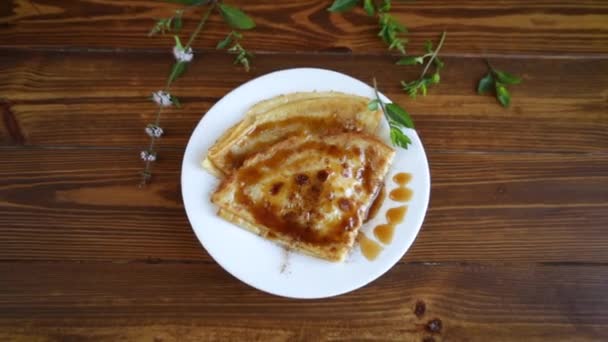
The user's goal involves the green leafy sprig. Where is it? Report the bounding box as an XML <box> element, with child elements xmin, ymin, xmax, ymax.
<box><xmin>398</xmin><ymin>31</ymin><xmax>446</xmax><ymax>98</ymax></box>
<box><xmin>368</xmin><ymin>78</ymin><xmax>415</xmax><ymax>149</ymax></box>
<box><xmin>217</xmin><ymin>31</ymin><xmax>254</xmax><ymax>71</ymax></box>
<box><xmin>328</xmin><ymin>0</ymin><xmax>407</xmax><ymax>54</ymax></box>
<box><xmin>148</xmin><ymin>10</ymin><xmax>183</xmax><ymax>36</ymax></box>
<box><xmin>478</xmin><ymin>60</ymin><xmax>522</xmax><ymax>107</ymax></box>
<box><xmin>141</xmin><ymin>0</ymin><xmax>256</xmax><ymax>186</ymax></box>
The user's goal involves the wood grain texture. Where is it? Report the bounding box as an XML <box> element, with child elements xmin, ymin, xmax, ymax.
<box><xmin>2</xmin><ymin>1</ymin><xmax>608</xmax><ymax>338</ymax></box>
<box><xmin>1</xmin><ymin>0</ymin><xmax>608</xmax><ymax>56</ymax></box>
<box><xmin>1</xmin><ymin>262</ymin><xmax>607</xmax><ymax>341</ymax></box>
<box><xmin>1</xmin><ymin>148</ymin><xmax>606</xmax><ymax>263</ymax></box>
<box><xmin>1</xmin><ymin>50</ymin><xmax>607</xmax><ymax>151</ymax></box>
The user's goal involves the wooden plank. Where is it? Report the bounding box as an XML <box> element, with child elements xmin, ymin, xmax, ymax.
<box><xmin>0</xmin><ymin>99</ymin><xmax>13</xmax><ymax>144</ymax></box>
<box><xmin>0</xmin><ymin>262</ymin><xmax>606</xmax><ymax>341</ymax></box>
<box><xmin>1</xmin><ymin>148</ymin><xmax>607</xmax><ymax>263</ymax></box>
<box><xmin>1</xmin><ymin>0</ymin><xmax>608</xmax><ymax>56</ymax></box>
<box><xmin>1</xmin><ymin>50</ymin><xmax>607</xmax><ymax>152</ymax></box>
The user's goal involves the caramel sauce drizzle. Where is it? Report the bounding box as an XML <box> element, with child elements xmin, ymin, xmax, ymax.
<box><xmin>358</xmin><ymin>232</ymin><xmax>383</xmax><ymax>261</ymax></box>
<box><xmin>363</xmin><ymin>172</ymin><xmax>414</xmax><ymax>258</ymax></box>
<box><xmin>389</xmin><ymin>187</ymin><xmax>413</xmax><ymax>202</ymax></box>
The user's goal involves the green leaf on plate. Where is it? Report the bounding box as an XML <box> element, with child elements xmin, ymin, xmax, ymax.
<box><xmin>386</xmin><ymin>103</ymin><xmax>415</xmax><ymax>128</ymax></box>
<box><xmin>389</xmin><ymin>125</ymin><xmax>412</xmax><ymax>148</ymax></box>
<box><xmin>368</xmin><ymin>99</ymin><xmax>380</xmax><ymax>111</ymax></box>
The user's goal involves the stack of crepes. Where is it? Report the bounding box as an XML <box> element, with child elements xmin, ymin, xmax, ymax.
<box><xmin>204</xmin><ymin>92</ymin><xmax>395</xmax><ymax>262</ymax></box>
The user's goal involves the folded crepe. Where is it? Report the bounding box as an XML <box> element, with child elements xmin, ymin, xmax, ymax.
<box><xmin>211</xmin><ymin>133</ymin><xmax>395</xmax><ymax>262</ymax></box>
<box><xmin>203</xmin><ymin>92</ymin><xmax>382</xmax><ymax>177</ymax></box>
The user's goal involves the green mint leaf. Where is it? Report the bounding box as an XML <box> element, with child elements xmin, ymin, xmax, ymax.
<box><xmin>239</xmin><ymin>56</ymin><xmax>250</xmax><ymax>72</ymax></box>
<box><xmin>496</xmin><ymin>83</ymin><xmax>511</xmax><ymax>107</ymax></box>
<box><xmin>396</xmin><ymin>56</ymin><xmax>424</xmax><ymax>65</ymax></box>
<box><xmin>420</xmin><ymin>83</ymin><xmax>427</xmax><ymax>96</ymax></box>
<box><xmin>401</xmin><ymin>80</ymin><xmax>418</xmax><ymax>98</ymax></box>
<box><xmin>431</xmin><ymin>72</ymin><xmax>440</xmax><ymax>84</ymax></box>
<box><xmin>389</xmin><ymin>126</ymin><xmax>412</xmax><ymax>148</ymax></box>
<box><xmin>171</xmin><ymin>95</ymin><xmax>181</xmax><ymax>108</ymax></box>
<box><xmin>148</xmin><ymin>23</ymin><xmax>161</xmax><ymax>37</ymax></box>
<box><xmin>173</xmin><ymin>35</ymin><xmax>184</xmax><ymax>50</ymax></box>
<box><xmin>477</xmin><ymin>73</ymin><xmax>495</xmax><ymax>94</ymax></box>
<box><xmin>368</xmin><ymin>99</ymin><xmax>380</xmax><ymax>111</ymax></box>
<box><xmin>363</xmin><ymin>0</ymin><xmax>375</xmax><ymax>16</ymax></box>
<box><xmin>149</xmin><ymin>18</ymin><xmax>170</xmax><ymax>36</ymax></box>
<box><xmin>168</xmin><ymin>61</ymin><xmax>187</xmax><ymax>84</ymax></box>
<box><xmin>163</xmin><ymin>0</ymin><xmax>207</xmax><ymax>5</ymax></box>
<box><xmin>377</xmin><ymin>14</ymin><xmax>407</xmax><ymax>53</ymax></box>
<box><xmin>424</xmin><ymin>40</ymin><xmax>433</xmax><ymax>53</ymax></box>
<box><xmin>494</xmin><ymin>70</ymin><xmax>522</xmax><ymax>85</ymax></box>
<box><xmin>216</xmin><ymin>32</ymin><xmax>233</xmax><ymax>49</ymax></box>
<box><xmin>407</xmin><ymin>88</ymin><xmax>417</xmax><ymax>98</ymax></box>
<box><xmin>379</xmin><ymin>0</ymin><xmax>391</xmax><ymax>12</ymax></box>
<box><xmin>388</xmin><ymin>38</ymin><xmax>401</xmax><ymax>50</ymax></box>
<box><xmin>218</xmin><ymin>4</ymin><xmax>256</xmax><ymax>30</ymax></box>
<box><xmin>172</xmin><ymin>10</ymin><xmax>183</xmax><ymax>32</ymax></box>
<box><xmin>386</xmin><ymin>103</ymin><xmax>415</xmax><ymax>128</ymax></box>
<box><xmin>433</xmin><ymin>56</ymin><xmax>445</xmax><ymax>69</ymax></box>
<box><xmin>327</xmin><ymin>0</ymin><xmax>358</xmax><ymax>12</ymax></box>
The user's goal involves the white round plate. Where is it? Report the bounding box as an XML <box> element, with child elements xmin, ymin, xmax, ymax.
<box><xmin>181</xmin><ymin>68</ymin><xmax>430</xmax><ymax>299</ymax></box>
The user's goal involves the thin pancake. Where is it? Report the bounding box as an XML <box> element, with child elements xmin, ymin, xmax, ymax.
<box><xmin>205</xmin><ymin>94</ymin><xmax>382</xmax><ymax>176</ymax></box>
<box><xmin>211</xmin><ymin>133</ymin><xmax>395</xmax><ymax>262</ymax></box>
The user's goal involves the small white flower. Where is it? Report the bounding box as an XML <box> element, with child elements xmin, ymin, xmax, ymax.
<box><xmin>140</xmin><ymin>151</ymin><xmax>157</xmax><ymax>162</ymax></box>
<box><xmin>173</xmin><ymin>46</ymin><xmax>194</xmax><ymax>62</ymax></box>
<box><xmin>152</xmin><ymin>91</ymin><xmax>172</xmax><ymax>107</ymax></box>
<box><xmin>145</xmin><ymin>124</ymin><xmax>164</xmax><ymax>138</ymax></box>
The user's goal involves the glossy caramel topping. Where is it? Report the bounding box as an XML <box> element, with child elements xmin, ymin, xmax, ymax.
<box><xmin>393</xmin><ymin>172</ymin><xmax>412</xmax><ymax>186</ymax></box>
<box><xmin>358</xmin><ymin>232</ymin><xmax>383</xmax><ymax>261</ymax></box>
<box><xmin>386</xmin><ymin>206</ymin><xmax>408</xmax><ymax>225</ymax></box>
<box><xmin>232</xmin><ymin>138</ymin><xmax>386</xmax><ymax>246</ymax></box>
<box><xmin>389</xmin><ymin>187</ymin><xmax>413</xmax><ymax>202</ymax></box>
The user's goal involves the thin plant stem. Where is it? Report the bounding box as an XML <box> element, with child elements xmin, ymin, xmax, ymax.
<box><xmin>186</xmin><ymin>4</ymin><xmax>215</xmax><ymax>48</ymax></box>
<box><xmin>372</xmin><ymin>77</ymin><xmax>388</xmax><ymax>117</ymax></box>
<box><xmin>140</xmin><ymin>4</ymin><xmax>215</xmax><ymax>187</ymax></box>
<box><xmin>419</xmin><ymin>31</ymin><xmax>447</xmax><ymax>79</ymax></box>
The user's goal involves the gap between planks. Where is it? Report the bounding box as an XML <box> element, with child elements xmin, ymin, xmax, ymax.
<box><xmin>1</xmin><ymin>47</ymin><xmax>608</xmax><ymax>60</ymax></box>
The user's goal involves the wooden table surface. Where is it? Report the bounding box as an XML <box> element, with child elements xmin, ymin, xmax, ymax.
<box><xmin>1</xmin><ymin>0</ymin><xmax>607</xmax><ymax>341</ymax></box>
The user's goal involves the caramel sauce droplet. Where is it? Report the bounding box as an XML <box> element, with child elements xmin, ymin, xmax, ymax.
<box><xmin>393</xmin><ymin>172</ymin><xmax>412</xmax><ymax>186</ymax></box>
<box><xmin>358</xmin><ymin>233</ymin><xmax>383</xmax><ymax>261</ymax></box>
<box><xmin>389</xmin><ymin>187</ymin><xmax>413</xmax><ymax>202</ymax></box>
<box><xmin>374</xmin><ymin>224</ymin><xmax>395</xmax><ymax>244</ymax></box>
<box><xmin>386</xmin><ymin>206</ymin><xmax>408</xmax><ymax>225</ymax></box>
